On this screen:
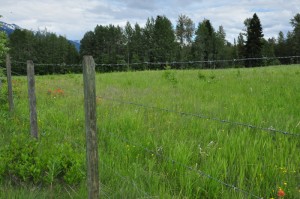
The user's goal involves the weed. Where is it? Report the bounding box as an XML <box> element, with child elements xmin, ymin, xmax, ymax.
<box><xmin>162</xmin><ymin>66</ymin><xmax>178</xmax><ymax>86</ymax></box>
<box><xmin>197</xmin><ymin>71</ymin><xmax>206</xmax><ymax>80</ymax></box>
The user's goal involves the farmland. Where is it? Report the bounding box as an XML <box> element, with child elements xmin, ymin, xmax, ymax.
<box><xmin>0</xmin><ymin>65</ymin><xmax>300</xmax><ymax>198</ymax></box>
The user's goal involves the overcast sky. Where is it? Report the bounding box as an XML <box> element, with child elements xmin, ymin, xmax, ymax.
<box><xmin>0</xmin><ymin>0</ymin><xmax>299</xmax><ymax>42</ymax></box>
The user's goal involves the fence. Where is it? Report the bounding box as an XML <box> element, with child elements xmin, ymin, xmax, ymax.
<box><xmin>1</xmin><ymin>54</ymin><xmax>300</xmax><ymax>198</ymax></box>
<box><xmin>6</xmin><ymin>55</ymin><xmax>300</xmax><ymax>75</ymax></box>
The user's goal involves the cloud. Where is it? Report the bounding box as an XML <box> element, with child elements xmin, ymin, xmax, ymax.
<box><xmin>0</xmin><ymin>0</ymin><xmax>299</xmax><ymax>42</ymax></box>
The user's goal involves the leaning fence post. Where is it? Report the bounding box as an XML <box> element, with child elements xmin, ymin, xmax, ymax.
<box><xmin>6</xmin><ymin>54</ymin><xmax>14</xmax><ymax>112</ymax></box>
<box><xmin>27</xmin><ymin>60</ymin><xmax>38</xmax><ymax>139</ymax></box>
<box><xmin>83</xmin><ymin>56</ymin><xmax>99</xmax><ymax>198</ymax></box>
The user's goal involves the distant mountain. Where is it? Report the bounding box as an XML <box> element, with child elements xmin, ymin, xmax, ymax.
<box><xmin>0</xmin><ymin>21</ymin><xmax>21</xmax><ymax>35</ymax></box>
<box><xmin>0</xmin><ymin>21</ymin><xmax>80</xmax><ymax>51</ymax></box>
<box><xmin>68</xmin><ymin>40</ymin><xmax>80</xmax><ymax>52</ymax></box>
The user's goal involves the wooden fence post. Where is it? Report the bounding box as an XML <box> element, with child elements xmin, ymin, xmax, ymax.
<box><xmin>27</xmin><ymin>60</ymin><xmax>38</xmax><ymax>139</ymax></box>
<box><xmin>6</xmin><ymin>54</ymin><xmax>14</xmax><ymax>112</ymax></box>
<box><xmin>83</xmin><ymin>56</ymin><xmax>99</xmax><ymax>198</ymax></box>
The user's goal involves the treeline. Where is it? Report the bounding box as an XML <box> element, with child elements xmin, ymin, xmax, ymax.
<box><xmin>80</xmin><ymin>13</ymin><xmax>300</xmax><ymax>72</ymax></box>
<box><xmin>5</xmin><ymin>13</ymin><xmax>300</xmax><ymax>74</ymax></box>
<box><xmin>8</xmin><ymin>29</ymin><xmax>80</xmax><ymax>75</ymax></box>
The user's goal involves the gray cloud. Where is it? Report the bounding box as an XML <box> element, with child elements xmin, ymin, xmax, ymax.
<box><xmin>0</xmin><ymin>0</ymin><xmax>298</xmax><ymax>42</ymax></box>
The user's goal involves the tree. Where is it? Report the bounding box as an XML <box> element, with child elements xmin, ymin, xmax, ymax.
<box><xmin>176</xmin><ymin>14</ymin><xmax>195</xmax><ymax>47</ymax></box>
<box><xmin>261</xmin><ymin>38</ymin><xmax>278</xmax><ymax>65</ymax></box>
<box><xmin>0</xmin><ymin>16</ymin><xmax>9</xmax><ymax>64</ymax></box>
<box><xmin>143</xmin><ymin>17</ymin><xmax>155</xmax><ymax>64</ymax></box>
<box><xmin>237</xmin><ymin>33</ymin><xmax>245</xmax><ymax>59</ymax></box>
<box><xmin>245</xmin><ymin>13</ymin><xmax>264</xmax><ymax>67</ymax></box>
<box><xmin>193</xmin><ymin>19</ymin><xmax>216</xmax><ymax>68</ymax></box>
<box><xmin>290</xmin><ymin>13</ymin><xmax>300</xmax><ymax>56</ymax></box>
<box><xmin>175</xmin><ymin>14</ymin><xmax>195</xmax><ymax>66</ymax></box>
<box><xmin>8</xmin><ymin>29</ymin><xmax>79</xmax><ymax>75</ymax></box>
<box><xmin>152</xmin><ymin>15</ymin><xmax>176</xmax><ymax>67</ymax></box>
<box><xmin>274</xmin><ymin>31</ymin><xmax>289</xmax><ymax>64</ymax></box>
<box><xmin>124</xmin><ymin>21</ymin><xmax>133</xmax><ymax>69</ymax></box>
<box><xmin>131</xmin><ymin>23</ymin><xmax>144</xmax><ymax>70</ymax></box>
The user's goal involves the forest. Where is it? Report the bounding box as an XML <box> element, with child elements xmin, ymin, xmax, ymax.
<box><xmin>2</xmin><ymin>13</ymin><xmax>300</xmax><ymax>74</ymax></box>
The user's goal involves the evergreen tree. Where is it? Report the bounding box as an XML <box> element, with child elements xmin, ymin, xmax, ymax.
<box><xmin>80</xmin><ymin>31</ymin><xmax>96</xmax><ymax>58</ymax></box>
<box><xmin>193</xmin><ymin>19</ymin><xmax>216</xmax><ymax>68</ymax></box>
<box><xmin>290</xmin><ymin>13</ymin><xmax>300</xmax><ymax>57</ymax></box>
<box><xmin>143</xmin><ymin>17</ymin><xmax>155</xmax><ymax>65</ymax></box>
<box><xmin>245</xmin><ymin>13</ymin><xmax>264</xmax><ymax>67</ymax></box>
<box><xmin>237</xmin><ymin>33</ymin><xmax>245</xmax><ymax>59</ymax></box>
<box><xmin>261</xmin><ymin>38</ymin><xmax>278</xmax><ymax>65</ymax></box>
<box><xmin>124</xmin><ymin>22</ymin><xmax>133</xmax><ymax>69</ymax></box>
<box><xmin>131</xmin><ymin>23</ymin><xmax>144</xmax><ymax>70</ymax></box>
<box><xmin>153</xmin><ymin>15</ymin><xmax>176</xmax><ymax>68</ymax></box>
<box><xmin>274</xmin><ymin>31</ymin><xmax>289</xmax><ymax>64</ymax></box>
<box><xmin>9</xmin><ymin>29</ymin><xmax>79</xmax><ymax>75</ymax></box>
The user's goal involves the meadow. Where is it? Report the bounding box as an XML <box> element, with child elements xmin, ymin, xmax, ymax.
<box><xmin>0</xmin><ymin>65</ymin><xmax>299</xmax><ymax>198</ymax></box>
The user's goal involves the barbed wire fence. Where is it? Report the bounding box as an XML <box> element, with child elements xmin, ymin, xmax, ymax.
<box><xmin>1</xmin><ymin>55</ymin><xmax>300</xmax><ymax>198</ymax></box>
<box><xmin>5</xmin><ymin>55</ymin><xmax>300</xmax><ymax>75</ymax></box>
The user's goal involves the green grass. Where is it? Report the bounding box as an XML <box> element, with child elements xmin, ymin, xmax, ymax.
<box><xmin>0</xmin><ymin>65</ymin><xmax>300</xmax><ymax>198</ymax></box>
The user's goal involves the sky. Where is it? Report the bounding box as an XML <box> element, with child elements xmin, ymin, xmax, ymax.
<box><xmin>0</xmin><ymin>0</ymin><xmax>299</xmax><ymax>43</ymax></box>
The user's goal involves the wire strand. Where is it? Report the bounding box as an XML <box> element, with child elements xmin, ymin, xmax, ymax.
<box><xmin>98</xmin><ymin>96</ymin><xmax>300</xmax><ymax>137</ymax></box>
<box><xmin>104</xmin><ymin>130</ymin><xmax>263</xmax><ymax>199</ymax></box>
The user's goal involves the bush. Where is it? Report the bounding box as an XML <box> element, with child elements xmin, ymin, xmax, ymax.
<box><xmin>0</xmin><ymin>133</ymin><xmax>85</xmax><ymax>185</ymax></box>
<box><xmin>162</xmin><ymin>66</ymin><xmax>178</xmax><ymax>87</ymax></box>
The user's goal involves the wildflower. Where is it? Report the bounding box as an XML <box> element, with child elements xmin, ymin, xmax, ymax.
<box><xmin>54</xmin><ymin>88</ymin><xmax>64</xmax><ymax>95</ymax></box>
<box><xmin>277</xmin><ymin>188</ymin><xmax>285</xmax><ymax>197</ymax></box>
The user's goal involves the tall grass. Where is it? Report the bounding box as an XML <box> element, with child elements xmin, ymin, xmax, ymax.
<box><xmin>0</xmin><ymin>65</ymin><xmax>299</xmax><ymax>198</ymax></box>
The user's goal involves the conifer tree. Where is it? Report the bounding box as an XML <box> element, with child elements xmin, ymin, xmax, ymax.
<box><xmin>245</xmin><ymin>13</ymin><xmax>264</xmax><ymax>67</ymax></box>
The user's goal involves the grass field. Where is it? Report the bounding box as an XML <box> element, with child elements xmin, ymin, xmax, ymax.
<box><xmin>0</xmin><ymin>65</ymin><xmax>300</xmax><ymax>198</ymax></box>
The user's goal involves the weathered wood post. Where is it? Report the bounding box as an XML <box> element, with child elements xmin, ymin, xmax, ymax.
<box><xmin>27</xmin><ymin>60</ymin><xmax>38</xmax><ymax>139</ymax></box>
<box><xmin>6</xmin><ymin>54</ymin><xmax>14</xmax><ymax>112</ymax></box>
<box><xmin>83</xmin><ymin>56</ymin><xmax>99</xmax><ymax>198</ymax></box>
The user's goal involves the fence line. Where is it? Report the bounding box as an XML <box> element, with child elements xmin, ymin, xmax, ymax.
<box><xmin>0</xmin><ymin>65</ymin><xmax>24</xmax><ymax>76</ymax></box>
<box><xmin>8</xmin><ymin>55</ymin><xmax>300</xmax><ymax>69</ymax></box>
<box><xmin>94</xmin><ymin>55</ymin><xmax>300</xmax><ymax>67</ymax></box>
<box><xmin>2</xmin><ymin>55</ymin><xmax>299</xmax><ymax>198</ymax></box>
<box><xmin>2</xmin><ymin>62</ymin><xmax>299</xmax><ymax>137</ymax></box>
<box><xmin>98</xmin><ymin>96</ymin><xmax>300</xmax><ymax>137</ymax></box>
<box><xmin>104</xmin><ymin>130</ymin><xmax>263</xmax><ymax>199</ymax></box>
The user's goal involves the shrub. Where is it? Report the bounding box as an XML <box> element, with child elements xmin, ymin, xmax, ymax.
<box><xmin>162</xmin><ymin>66</ymin><xmax>178</xmax><ymax>87</ymax></box>
<box><xmin>0</xmin><ymin>133</ymin><xmax>85</xmax><ymax>185</ymax></box>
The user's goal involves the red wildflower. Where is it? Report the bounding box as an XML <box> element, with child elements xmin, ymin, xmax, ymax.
<box><xmin>277</xmin><ymin>188</ymin><xmax>285</xmax><ymax>197</ymax></box>
<box><xmin>54</xmin><ymin>88</ymin><xmax>64</xmax><ymax>95</ymax></box>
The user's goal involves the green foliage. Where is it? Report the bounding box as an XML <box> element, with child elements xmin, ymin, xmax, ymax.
<box><xmin>197</xmin><ymin>71</ymin><xmax>206</xmax><ymax>80</ymax></box>
<box><xmin>162</xmin><ymin>66</ymin><xmax>178</xmax><ymax>86</ymax></box>
<box><xmin>176</xmin><ymin>14</ymin><xmax>195</xmax><ymax>47</ymax></box>
<box><xmin>0</xmin><ymin>29</ymin><xmax>9</xmax><ymax>63</ymax></box>
<box><xmin>0</xmin><ymin>133</ymin><xmax>85</xmax><ymax>185</ymax></box>
<box><xmin>8</xmin><ymin>29</ymin><xmax>79</xmax><ymax>75</ymax></box>
<box><xmin>0</xmin><ymin>66</ymin><xmax>300</xmax><ymax>198</ymax></box>
<box><xmin>0</xmin><ymin>134</ymin><xmax>40</xmax><ymax>183</ymax></box>
<box><xmin>245</xmin><ymin>13</ymin><xmax>264</xmax><ymax>67</ymax></box>
<box><xmin>0</xmin><ymin>78</ymin><xmax>8</xmax><ymax>107</ymax></box>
